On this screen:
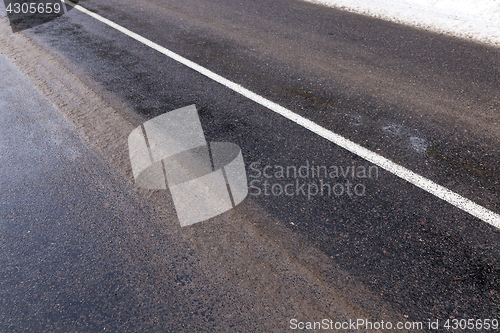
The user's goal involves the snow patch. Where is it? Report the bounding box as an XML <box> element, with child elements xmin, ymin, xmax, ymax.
<box><xmin>382</xmin><ymin>123</ymin><xmax>428</xmax><ymax>153</ymax></box>
<box><xmin>305</xmin><ymin>0</ymin><xmax>500</xmax><ymax>48</ymax></box>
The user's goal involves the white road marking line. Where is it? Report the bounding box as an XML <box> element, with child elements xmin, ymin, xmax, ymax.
<box><xmin>62</xmin><ymin>0</ymin><xmax>500</xmax><ymax>229</ymax></box>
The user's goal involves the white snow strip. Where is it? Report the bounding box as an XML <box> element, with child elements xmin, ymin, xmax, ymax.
<box><xmin>305</xmin><ymin>0</ymin><xmax>500</xmax><ymax>48</ymax></box>
<box><xmin>62</xmin><ymin>0</ymin><xmax>500</xmax><ymax>229</ymax></box>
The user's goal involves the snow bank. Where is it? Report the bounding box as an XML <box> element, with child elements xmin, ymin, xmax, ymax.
<box><xmin>305</xmin><ymin>0</ymin><xmax>500</xmax><ymax>48</ymax></box>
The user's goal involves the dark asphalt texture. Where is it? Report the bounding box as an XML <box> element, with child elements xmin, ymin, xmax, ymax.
<box><xmin>0</xmin><ymin>54</ymin><xmax>262</xmax><ymax>332</ymax></box>
<box><xmin>1</xmin><ymin>0</ymin><xmax>500</xmax><ymax>330</ymax></box>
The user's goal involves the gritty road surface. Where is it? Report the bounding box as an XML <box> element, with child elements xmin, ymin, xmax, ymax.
<box><xmin>1</xmin><ymin>0</ymin><xmax>499</xmax><ymax>331</ymax></box>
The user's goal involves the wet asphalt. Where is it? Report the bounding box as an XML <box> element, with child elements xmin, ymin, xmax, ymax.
<box><xmin>1</xmin><ymin>0</ymin><xmax>500</xmax><ymax>331</ymax></box>
<box><xmin>0</xmin><ymin>54</ymin><xmax>245</xmax><ymax>332</ymax></box>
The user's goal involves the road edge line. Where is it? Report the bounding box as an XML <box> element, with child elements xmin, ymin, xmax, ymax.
<box><xmin>62</xmin><ymin>0</ymin><xmax>500</xmax><ymax>229</ymax></box>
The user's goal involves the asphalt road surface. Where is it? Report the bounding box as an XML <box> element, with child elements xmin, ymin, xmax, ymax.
<box><xmin>1</xmin><ymin>0</ymin><xmax>500</xmax><ymax>331</ymax></box>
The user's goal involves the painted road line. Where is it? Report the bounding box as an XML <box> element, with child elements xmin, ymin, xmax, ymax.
<box><xmin>62</xmin><ymin>0</ymin><xmax>500</xmax><ymax>229</ymax></box>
